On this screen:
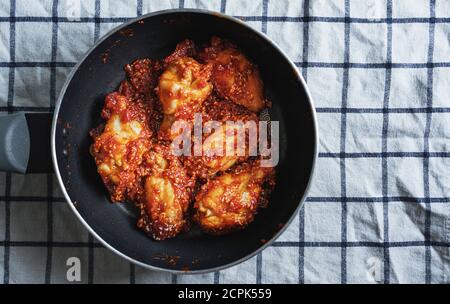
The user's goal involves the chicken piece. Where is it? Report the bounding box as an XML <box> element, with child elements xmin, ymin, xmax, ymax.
<box><xmin>90</xmin><ymin>38</ymin><xmax>278</xmax><ymax>242</ymax></box>
<box><xmin>194</xmin><ymin>161</ymin><xmax>275</xmax><ymax>234</ymax></box>
<box><xmin>201</xmin><ymin>124</ymin><xmax>244</xmax><ymax>172</ymax></box>
<box><xmin>183</xmin><ymin>97</ymin><xmax>259</xmax><ymax>178</ymax></box>
<box><xmin>158</xmin><ymin>57</ymin><xmax>212</xmax><ymax>115</ymax></box>
<box><xmin>156</xmin><ymin>40</ymin><xmax>212</xmax><ymax>141</ymax></box>
<box><xmin>123</xmin><ymin>58</ymin><xmax>163</xmax><ymax>98</ymax></box>
<box><xmin>137</xmin><ymin>144</ymin><xmax>195</xmax><ymax>240</ymax></box>
<box><xmin>157</xmin><ymin>39</ymin><xmax>212</xmax><ymax>140</ymax></box>
<box><xmin>157</xmin><ymin>56</ymin><xmax>213</xmax><ymax>141</ymax></box>
<box><xmin>118</xmin><ymin>59</ymin><xmax>164</xmax><ymax>133</ymax></box>
<box><xmin>90</xmin><ymin>92</ymin><xmax>152</xmax><ymax>202</ymax></box>
<box><xmin>164</xmin><ymin>39</ymin><xmax>196</xmax><ymax>64</ymax></box>
<box><xmin>198</xmin><ymin>37</ymin><xmax>266</xmax><ymax>113</ymax></box>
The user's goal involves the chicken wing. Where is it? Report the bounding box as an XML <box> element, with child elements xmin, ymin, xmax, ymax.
<box><xmin>118</xmin><ymin>58</ymin><xmax>164</xmax><ymax>132</ymax></box>
<box><xmin>123</xmin><ymin>58</ymin><xmax>162</xmax><ymax>98</ymax></box>
<box><xmin>90</xmin><ymin>92</ymin><xmax>152</xmax><ymax>202</ymax></box>
<box><xmin>158</xmin><ymin>57</ymin><xmax>212</xmax><ymax>115</ymax></box>
<box><xmin>155</xmin><ymin>40</ymin><xmax>212</xmax><ymax>138</ymax></box>
<box><xmin>164</xmin><ymin>39</ymin><xmax>196</xmax><ymax>64</ymax></box>
<box><xmin>198</xmin><ymin>37</ymin><xmax>266</xmax><ymax>113</ymax></box>
<box><xmin>194</xmin><ymin>161</ymin><xmax>275</xmax><ymax>234</ymax></box>
<box><xmin>157</xmin><ymin>56</ymin><xmax>213</xmax><ymax>140</ymax></box>
<box><xmin>91</xmin><ymin>37</ymin><xmax>278</xmax><ymax>242</ymax></box>
<box><xmin>183</xmin><ymin>97</ymin><xmax>259</xmax><ymax>179</ymax></box>
<box><xmin>136</xmin><ymin>144</ymin><xmax>195</xmax><ymax>240</ymax></box>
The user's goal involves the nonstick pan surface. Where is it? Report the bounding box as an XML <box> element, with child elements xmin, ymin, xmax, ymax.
<box><xmin>52</xmin><ymin>9</ymin><xmax>318</xmax><ymax>273</ymax></box>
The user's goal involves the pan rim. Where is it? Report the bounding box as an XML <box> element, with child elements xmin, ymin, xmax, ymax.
<box><xmin>51</xmin><ymin>8</ymin><xmax>319</xmax><ymax>275</ymax></box>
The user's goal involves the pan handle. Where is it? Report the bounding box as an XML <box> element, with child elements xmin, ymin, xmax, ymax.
<box><xmin>0</xmin><ymin>112</ymin><xmax>53</xmax><ymax>173</ymax></box>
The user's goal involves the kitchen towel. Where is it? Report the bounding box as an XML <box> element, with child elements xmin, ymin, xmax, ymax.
<box><xmin>0</xmin><ymin>0</ymin><xmax>449</xmax><ymax>283</ymax></box>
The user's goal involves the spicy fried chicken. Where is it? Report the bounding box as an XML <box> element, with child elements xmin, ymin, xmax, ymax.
<box><xmin>198</xmin><ymin>37</ymin><xmax>266</xmax><ymax>113</ymax></box>
<box><xmin>91</xmin><ymin>37</ymin><xmax>277</xmax><ymax>241</ymax></box>
<box><xmin>136</xmin><ymin>144</ymin><xmax>195</xmax><ymax>240</ymax></box>
<box><xmin>194</xmin><ymin>161</ymin><xmax>275</xmax><ymax>234</ymax></box>
<box><xmin>90</xmin><ymin>92</ymin><xmax>152</xmax><ymax>202</ymax></box>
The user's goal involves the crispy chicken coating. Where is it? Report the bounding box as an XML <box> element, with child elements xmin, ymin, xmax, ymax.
<box><xmin>90</xmin><ymin>92</ymin><xmax>152</xmax><ymax>202</ymax></box>
<box><xmin>198</xmin><ymin>37</ymin><xmax>266</xmax><ymax>113</ymax></box>
<box><xmin>157</xmin><ymin>39</ymin><xmax>213</xmax><ymax>141</ymax></box>
<box><xmin>136</xmin><ymin>144</ymin><xmax>195</xmax><ymax>240</ymax></box>
<box><xmin>91</xmin><ymin>37</ymin><xmax>277</xmax><ymax>241</ymax></box>
<box><xmin>194</xmin><ymin>161</ymin><xmax>275</xmax><ymax>234</ymax></box>
<box><xmin>157</xmin><ymin>56</ymin><xmax>213</xmax><ymax>140</ymax></box>
<box><xmin>164</xmin><ymin>39</ymin><xmax>196</xmax><ymax>64</ymax></box>
<box><xmin>118</xmin><ymin>58</ymin><xmax>163</xmax><ymax>132</ymax></box>
<box><xmin>123</xmin><ymin>58</ymin><xmax>162</xmax><ymax>98</ymax></box>
<box><xmin>183</xmin><ymin>97</ymin><xmax>259</xmax><ymax>179</ymax></box>
<box><xmin>158</xmin><ymin>57</ymin><xmax>213</xmax><ymax>115</ymax></box>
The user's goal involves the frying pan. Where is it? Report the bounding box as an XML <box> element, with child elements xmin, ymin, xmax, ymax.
<box><xmin>0</xmin><ymin>9</ymin><xmax>318</xmax><ymax>273</ymax></box>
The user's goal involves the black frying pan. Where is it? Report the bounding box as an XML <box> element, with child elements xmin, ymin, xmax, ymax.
<box><xmin>0</xmin><ymin>9</ymin><xmax>318</xmax><ymax>273</ymax></box>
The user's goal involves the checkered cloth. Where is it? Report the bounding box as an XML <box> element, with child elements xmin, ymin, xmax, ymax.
<box><xmin>1</xmin><ymin>0</ymin><xmax>449</xmax><ymax>284</ymax></box>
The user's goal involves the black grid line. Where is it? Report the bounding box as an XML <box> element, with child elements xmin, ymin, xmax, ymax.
<box><xmin>315</xmin><ymin>106</ymin><xmax>450</xmax><ymax>113</ymax></box>
<box><xmin>0</xmin><ymin>241</ymin><xmax>104</xmax><ymax>248</ymax></box>
<box><xmin>44</xmin><ymin>0</ymin><xmax>59</xmax><ymax>283</ymax></box>
<box><xmin>234</xmin><ymin>16</ymin><xmax>450</xmax><ymax>24</ymax></box>
<box><xmin>319</xmin><ymin>152</ymin><xmax>450</xmax><ymax>158</ymax></box>
<box><xmin>0</xmin><ymin>0</ymin><xmax>449</xmax><ymax>284</ymax></box>
<box><xmin>295</xmin><ymin>62</ymin><xmax>450</xmax><ymax>68</ymax></box>
<box><xmin>45</xmin><ymin>173</ymin><xmax>54</xmax><ymax>283</ymax></box>
<box><xmin>2</xmin><ymin>194</ymin><xmax>450</xmax><ymax>204</ymax></box>
<box><xmin>0</xmin><ymin>196</ymin><xmax>66</xmax><ymax>202</ymax></box>
<box><xmin>381</xmin><ymin>0</ymin><xmax>393</xmax><ymax>284</ymax></box>
<box><xmin>256</xmin><ymin>252</ymin><xmax>262</xmax><ymax>284</ymax></box>
<box><xmin>1</xmin><ymin>240</ymin><xmax>448</xmax><ymax>249</ymax></box>
<box><xmin>254</xmin><ymin>0</ymin><xmax>270</xmax><ymax>285</ymax></box>
<box><xmin>86</xmin><ymin>0</ymin><xmax>102</xmax><ymax>285</ymax></box>
<box><xmin>339</xmin><ymin>0</ymin><xmax>351</xmax><ymax>284</ymax></box>
<box><xmin>316</xmin><ymin>106</ymin><xmax>450</xmax><ymax>113</ymax></box>
<box><xmin>88</xmin><ymin>234</ymin><xmax>94</xmax><ymax>284</ymax></box>
<box><xmin>220</xmin><ymin>0</ymin><xmax>226</xmax><ymax>14</ymax></box>
<box><xmin>137</xmin><ymin>0</ymin><xmax>142</xmax><ymax>17</ymax></box>
<box><xmin>306</xmin><ymin>196</ymin><xmax>450</xmax><ymax>203</ymax></box>
<box><xmin>270</xmin><ymin>241</ymin><xmax>450</xmax><ymax>248</ymax></box>
<box><xmin>49</xmin><ymin>2</ymin><xmax>59</xmax><ymax>109</ymax></box>
<box><xmin>94</xmin><ymin>0</ymin><xmax>101</xmax><ymax>43</ymax></box>
<box><xmin>3</xmin><ymin>105</ymin><xmax>450</xmax><ymax>114</ymax></box>
<box><xmin>0</xmin><ymin>17</ymin><xmax>132</xmax><ymax>23</ymax></box>
<box><xmin>261</xmin><ymin>0</ymin><xmax>269</xmax><ymax>34</ymax></box>
<box><xmin>0</xmin><ymin>106</ymin><xmax>55</xmax><ymax>112</ymax></box>
<box><xmin>2</xmin><ymin>61</ymin><xmax>450</xmax><ymax>69</ymax></box>
<box><xmin>211</xmin><ymin>0</ymin><xmax>228</xmax><ymax>287</ymax></box>
<box><xmin>128</xmin><ymin>0</ymin><xmax>142</xmax><ymax>286</ymax></box>
<box><xmin>298</xmin><ymin>207</ymin><xmax>305</xmax><ymax>283</ymax></box>
<box><xmin>3</xmin><ymin>173</ymin><xmax>11</xmax><ymax>284</ymax></box>
<box><xmin>4</xmin><ymin>104</ymin><xmax>450</xmax><ymax>114</ymax></box>
<box><xmin>2</xmin><ymin>0</ymin><xmax>16</xmax><ymax>285</ymax></box>
<box><xmin>6</xmin><ymin>2</ymin><xmax>15</xmax><ymax>113</ymax></box>
<box><xmin>168</xmin><ymin>0</ymin><xmax>186</xmax><ymax>285</ymax></box>
<box><xmin>129</xmin><ymin>263</ymin><xmax>135</xmax><ymax>284</ymax></box>
<box><xmin>6</xmin><ymin>105</ymin><xmax>450</xmax><ymax>114</ymax></box>
<box><xmin>214</xmin><ymin>1</ymin><xmax>226</xmax><ymax>283</ymax></box>
<box><xmin>213</xmin><ymin>271</ymin><xmax>219</xmax><ymax>284</ymax></box>
<box><xmin>299</xmin><ymin>0</ymin><xmax>310</xmax><ymax>284</ymax></box>
<box><xmin>0</xmin><ymin>61</ymin><xmax>76</xmax><ymax>67</ymax></box>
<box><xmin>424</xmin><ymin>0</ymin><xmax>436</xmax><ymax>284</ymax></box>
<box><xmin>1</xmin><ymin>16</ymin><xmax>450</xmax><ymax>24</ymax></box>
